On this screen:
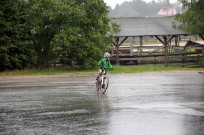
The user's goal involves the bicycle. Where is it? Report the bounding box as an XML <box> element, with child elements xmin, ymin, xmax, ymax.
<box><xmin>96</xmin><ymin>68</ymin><xmax>112</xmax><ymax>94</ymax></box>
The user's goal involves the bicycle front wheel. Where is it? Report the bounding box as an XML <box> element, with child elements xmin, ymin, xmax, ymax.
<box><xmin>100</xmin><ymin>75</ymin><xmax>109</xmax><ymax>93</ymax></box>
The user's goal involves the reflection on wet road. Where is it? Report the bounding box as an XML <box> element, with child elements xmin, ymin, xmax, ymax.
<box><xmin>0</xmin><ymin>72</ymin><xmax>204</xmax><ymax>135</ymax></box>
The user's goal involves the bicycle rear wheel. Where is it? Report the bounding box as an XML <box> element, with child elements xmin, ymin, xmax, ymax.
<box><xmin>100</xmin><ymin>75</ymin><xmax>109</xmax><ymax>93</ymax></box>
<box><xmin>96</xmin><ymin>80</ymin><xmax>101</xmax><ymax>91</ymax></box>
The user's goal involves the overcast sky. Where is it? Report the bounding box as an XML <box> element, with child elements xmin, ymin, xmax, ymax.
<box><xmin>103</xmin><ymin>0</ymin><xmax>178</xmax><ymax>9</ymax></box>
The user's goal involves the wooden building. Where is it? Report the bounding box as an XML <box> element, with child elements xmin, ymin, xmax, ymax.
<box><xmin>111</xmin><ymin>16</ymin><xmax>204</xmax><ymax>66</ymax></box>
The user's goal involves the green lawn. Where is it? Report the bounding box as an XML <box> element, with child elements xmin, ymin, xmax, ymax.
<box><xmin>111</xmin><ymin>65</ymin><xmax>204</xmax><ymax>74</ymax></box>
<box><xmin>0</xmin><ymin>64</ymin><xmax>203</xmax><ymax>77</ymax></box>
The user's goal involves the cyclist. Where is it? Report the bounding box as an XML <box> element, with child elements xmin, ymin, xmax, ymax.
<box><xmin>96</xmin><ymin>52</ymin><xmax>113</xmax><ymax>88</ymax></box>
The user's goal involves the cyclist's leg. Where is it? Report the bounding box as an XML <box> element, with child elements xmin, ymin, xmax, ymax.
<box><xmin>96</xmin><ymin>68</ymin><xmax>102</xmax><ymax>80</ymax></box>
<box><xmin>98</xmin><ymin>68</ymin><xmax>102</xmax><ymax>76</ymax></box>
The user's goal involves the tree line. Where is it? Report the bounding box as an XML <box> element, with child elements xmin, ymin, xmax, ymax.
<box><xmin>0</xmin><ymin>0</ymin><xmax>118</xmax><ymax>71</ymax></box>
<box><xmin>108</xmin><ymin>0</ymin><xmax>182</xmax><ymax>17</ymax></box>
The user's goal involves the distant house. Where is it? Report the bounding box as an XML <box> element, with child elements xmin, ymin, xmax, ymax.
<box><xmin>157</xmin><ymin>8</ymin><xmax>177</xmax><ymax>16</ymax></box>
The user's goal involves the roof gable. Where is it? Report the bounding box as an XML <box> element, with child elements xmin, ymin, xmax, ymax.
<box><xmin>111</xmin><ymin>16</ymin><xmax>187</xmax><ymax>37</ymax></box>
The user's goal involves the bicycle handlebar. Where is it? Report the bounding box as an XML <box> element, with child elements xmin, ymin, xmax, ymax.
<box><xmin>101</xmin><ymin>67</ymin><xmax>113</xmax><ymax>70</ymax></box>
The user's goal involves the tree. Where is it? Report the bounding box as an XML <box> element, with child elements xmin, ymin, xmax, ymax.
<box><xmin>26</xmin><ymin>0</ymin><xmax>115</xmax><ymax>68</ymax></box>
<box><xmin>175</xmin><ymin>0</ymin><xmax>204</xmax><ymax>40</ymax></box>
<box><xmin>0</xmin><ymin>0</ymin><xmax>36</xmax><ymax>71</ymax></box>
<box><xmin>25</xmin><ymin>0</ymin><xmax>66</xmax><ymax>68</ymax></box>
<box><xmin>0</xmin><ymin>0</ymin><xmax>116</xmax><ymax>70</ymax></box>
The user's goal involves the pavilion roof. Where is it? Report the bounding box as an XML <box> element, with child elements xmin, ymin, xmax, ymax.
<box><xmin>111</xmin><ymin>16</ymin><xmax>187</xmax><ymax>37</ymax></box>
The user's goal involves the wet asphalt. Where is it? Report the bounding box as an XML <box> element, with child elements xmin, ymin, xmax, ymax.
<box><xmin>0</xmin><ymin>71</ymin><xmax>204</xmax><ymax>135</ymax></box>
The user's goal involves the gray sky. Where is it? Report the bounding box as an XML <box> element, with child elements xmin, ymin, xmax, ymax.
<box><xmin>103</xmin><ymin>0</ymin><xmax>178</xmax><ymax>9</ymax></box>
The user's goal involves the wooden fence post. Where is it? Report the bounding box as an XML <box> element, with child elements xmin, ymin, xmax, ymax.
<box><xmin>116</xmin><ymin>37</ymin><xmax>120</xmax><ymax>65</ymax></box>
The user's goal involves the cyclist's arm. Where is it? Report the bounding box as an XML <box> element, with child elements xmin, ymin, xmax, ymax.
<box><xmin>98</xmin><ymin>59</ymin><xmax>104</xmax><ymax>68</ymax></box>
<box><xmin>98</xmin><ymin>60</ymin><xmax>102</xmax><ymax>66</ymax></box>
<box><xmin>107</xmin><ymin>61</ymin><xmax>113</xmax><ymax>69</ymax></box>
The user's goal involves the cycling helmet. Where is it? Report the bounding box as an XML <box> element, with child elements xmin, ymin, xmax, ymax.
<box><xmin>104</xmin><ymin>52</ymin><xmax>110</xmax><ymax>58</ymax></box>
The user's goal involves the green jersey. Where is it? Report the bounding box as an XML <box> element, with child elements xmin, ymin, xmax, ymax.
<box><xmin>98</xmin><ymin>58</ymin><xmax>113</xmax><ymax>69</ymax></box>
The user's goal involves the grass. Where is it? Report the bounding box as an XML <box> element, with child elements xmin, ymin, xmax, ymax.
<box><xmin>111</xmin><ymin>64</ymin><xmax>204</xmax><ymax>74</ymax></box>
<box><xmin>0</xmin><ymin>68</ymin><xmax>96</xmax><ymax>76</ymax></box>
<box><xmin>0</xmin><ymin>64</ymin><xmax>203</xmax><ymax>77</ymax></box>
